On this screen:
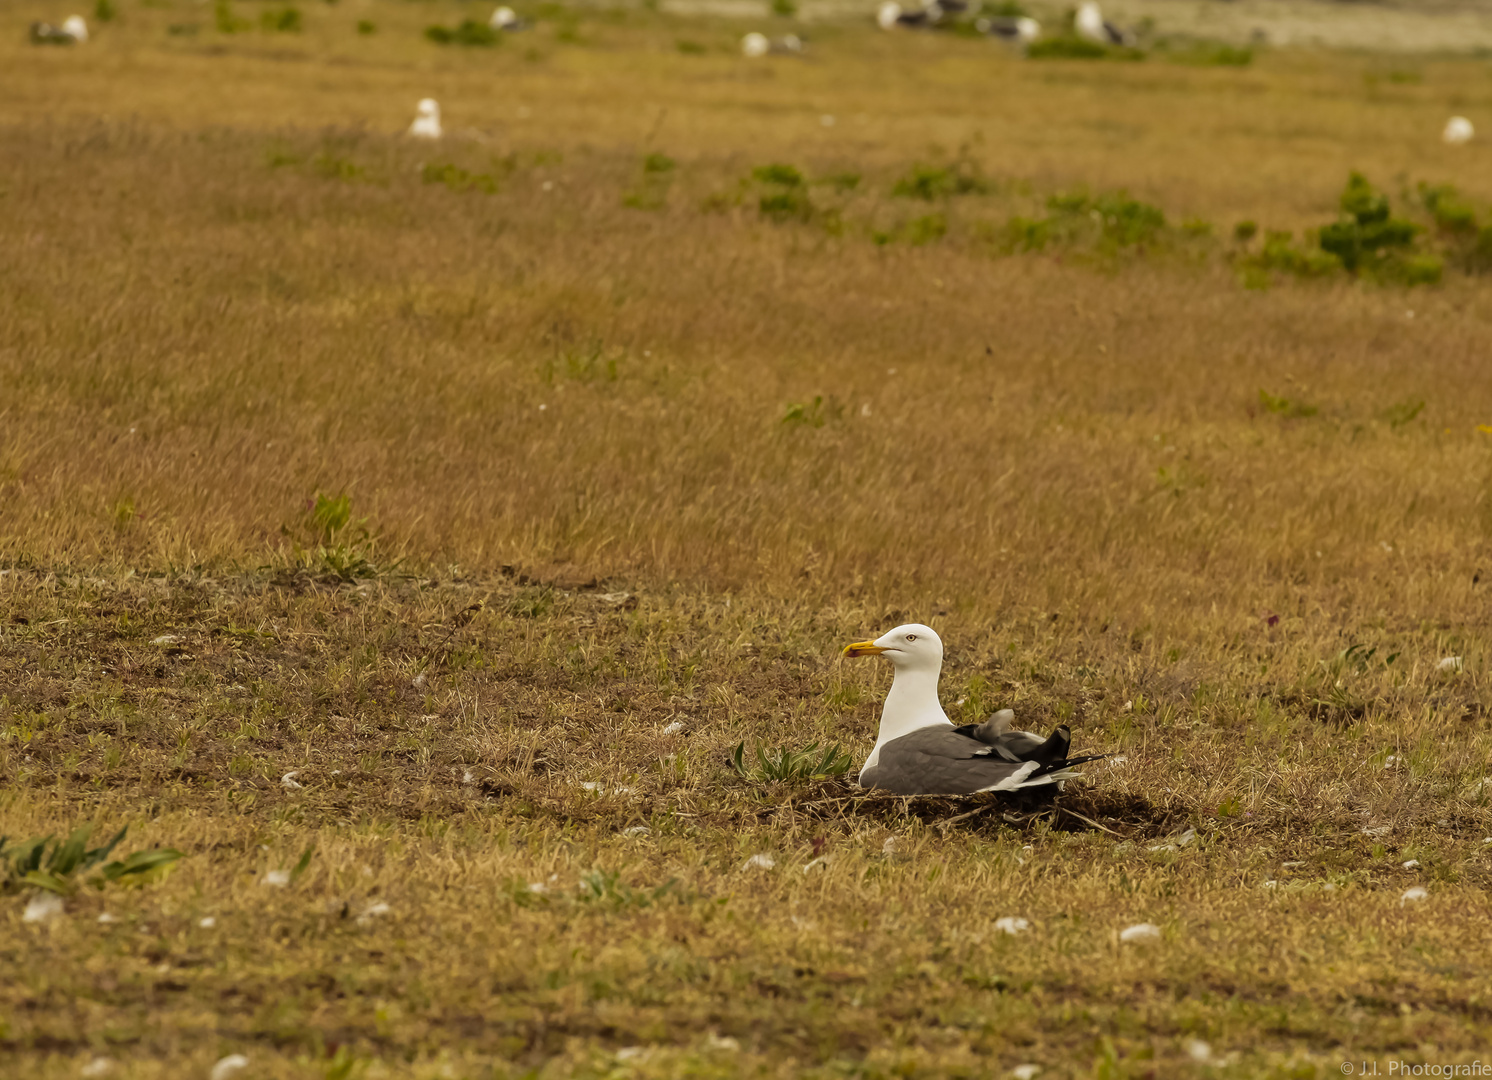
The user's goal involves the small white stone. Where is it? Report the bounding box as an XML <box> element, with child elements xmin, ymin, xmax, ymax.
<box><xmin>1401</xmin><ymin>886</ymin><xmax>1428</xmax><ymax>906</ymax></box>
<box><xmin>616</xmin><ymin>1047</ymin><xmax>646</xmax><ymax>1061</ymax></box>
<box><xmin>262</xmin><ymin>869</ymin><xmax>291</xmax><ymax>888</ymax></box>
<box><xmin>81</xmin><ymin>1057</ymin><xmax>115</xmax><ymax>1077</ymax></box>
<box><xmin>1362</xmin><ymin>825</ymin><xmax>1391</xmax><ymax>838</ymax></box>
<box><xmin>97</xmin><ymin>912</ymin><xmax>119</xmax><ymax>924</ymax></box>
<box><xmin>1011</xmin><ymin>1065</ymin><xmax>1040</xmax><ymax>1080</ymax></box>
<box><xmin>1438</xmin><ymin>656</ymin><xmax>1463</xmax><ymax>673</ymax></box>
<box><xmin>527</xmin><ymin>882</ymin><xmax>548</xmax><ymax>894</ymax></box>
<box><xmin>705</xmin><ymin>1033</ymin><xmax>741</xmax><ymax>1052</ymax></box>
<box><xmin>1402</xmin><ymin>859</ymin><xmax>1420</xmax><ymax>870</ymax></box>
<box><xmin>1121</xmin><ymin>700</ymin><xmax>1133</xmax><ymax>712</ymax></box>
<box><xmin>280</xmin><ymin>771</ymin><xmax>303</xmax><ymax>789</ymax></box>
<box><xmin>623</xmin><ymin>825</ymin><xmax>650</xmax><ymax>837</ymax></box>
<box><xmin>1281</xmin><ymin>861</ymin><xmax>1305</xmax><ymax>869</ymax></box>
<box><xmin>994</xmin><ymin>916</ymin><xmax>1030</xmax><ymax>935</ymax></box>
<box><xmin>1184</xmin><ymin>1039</ymin><xmax>1212</xmax><ymax>1063</ymax></box>
<box><xmin>1108</xmin><ymin>755</ymin><xmax>1128</xmax><ymax>766</ymax></box>
<box><xmin>412</xmin><ymin>673</ymin><xmax>426</xmax><ymax>688</ymax></box>
<box><xmin>801</xmin><ymin>856</ymin><xmax>830</xmax><ymax>873</ymax></box>
<box><xmin>1261</xmin><ymin>880</ymin><xmax>1278</xmax><ymax>889</ymax></box>
<box><xmin>198</xmin><ymin>916</ymin><xmax>216</xmax><ymax>928</ymax></box>
<box><xmin>151</xmin><ymin>634</ymin><xmax>179</xmax><ymax>645</ymax></box>
<box><xmin>1119</xmin><ymin>922</ymin><xmax>1161</xmax><ymax>943</ymax></box>
<box><xmin>579</xmin><ymin>781</ymin><xmax>603</xmax><ymax>792</ymax></box>
<box><xmin>881</xmin><ymin>836</ymin><xmax>900</xmax><ymax>856</ymax></box>
<box><xmin>22</xmin><ymin>892</ymin><xmax>65</xmax><ymax>923</ymax></box>
<box><xmin>356</xmin><ymin>901</ymin><xmax>391</xmax><ymax>926</ymax></box>
<box><xmin>662</xmin><ymin>720</ymin><xmax>685</xmax><ymax>735</ymax></box>
<box><xmin>210</xmin><ymin>1055</ymin><xmax>250</xmax><ymax>1080</ymax></box>
<box><xmin>742</xmin><ymin>853</ymin><xmax>776</xmax><ymax>871</ymax></box>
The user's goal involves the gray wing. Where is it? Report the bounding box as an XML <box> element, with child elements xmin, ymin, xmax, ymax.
<box><xmin>858</xmin><ymin>726</ymin><xmax>1057</xmax><ymax>796</ymax></box>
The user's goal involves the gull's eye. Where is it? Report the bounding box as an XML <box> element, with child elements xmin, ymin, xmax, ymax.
<box><xmin>905</xmin><ymin>633</ymin><xmax>917</xmax><ymax>642</ymax></box>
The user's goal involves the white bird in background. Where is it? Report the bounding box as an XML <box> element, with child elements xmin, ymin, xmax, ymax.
<box><xmin>877</xmin><ymin>1</ymin><xmax>937</xmax><ymax>30</ymax></box>
<box><xmin>978</xmin><ymin>15</ymin><xmax>1040</xmax><ymax>44</ymax></box>
<box><xmin>489</xmin><ymin>6</ymin><xmax>525</xmax><ymax>31</ymax></box>
<box><xmin>1443</xmin><ymin>116</ymin><xmax>1474</xmax><ymax>145</ymax></box>
<box><xmin>742</xmin><ymin>31</ymin><xmax>804</xmax><ymax>56</ymax></box>
<box><xmin>31</xmin><ymin>15</ymin><xmax>88</xmax><ymax>43</ymax></box>
<box><xmin>1076</xmin><ymin>1</ymin><xmax>1133</xmax><ymax>46</ymax></box>
<box><xmin>408</xmin><ymin>98</ymin><xmax>443</xmax><ymax>139</ymax></box>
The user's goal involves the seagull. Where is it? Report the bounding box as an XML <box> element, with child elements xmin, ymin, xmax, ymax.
<box><xmin>842</xmin><ymin>624</ymin><xmax>1101</xmax><ymax>795</ymax></box>
<box><xmin>408</xmin><ymin>98</ymin><xmax>443</xmax><ymax>139</ymax></box>
<box><xmin>978</xmin><ymin>15</ymin><xmax>1040</xmax><ymax>44</ymax></box>
<box><xmin>877</xmin><ymin>1</ymin><xmax>937</xmax><ymax>30</ymax></box>
<box><xmin>31</xmin><ymin>16</ymin><xmax>87</xmax><ymax>43</ymax></box>
<box><xmin>742</xmin><ymin>31</ymin><xmax>770</xmax><ymax>57</ymax></box>
<box><xmin>1075</xmin><ymin>1</ymin><xmax>1133</xmax><ymax>46</ymax></box>
<box><xmin>489</xmin><ymin>6</ymin><xmax>526</xmax><ymax>31</ymax></box>
<box><xmin>1443</xmin><ymin>116</ymin><xmax>1474</xmax><ymax>145</ymax></box>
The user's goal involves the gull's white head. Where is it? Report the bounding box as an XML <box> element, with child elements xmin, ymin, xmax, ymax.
<box><xmin>62</xmin><ymin>14</ymin><xmax>88</xmax><ymax>41</ymax></box>
<box><xmin>741</xmin><ymin>31</ymin><xmax>769</xmax><ymax>58</ymax></box>
<box><xmin>877</xmin><ymin>2</ymin><xmax>902</xmax><ymax>31</ymax></box>
<box><xmin>490</xmin><ymin>5</ymin><xmax>517</xmax><ymax>29</ymax></box>
<box><xmin>409</xmin><ymin>98</ymin><xmax>443</xmax><ymax>139</ymax></box>
<box><xmin>1076</xmin><ymin>1</ymin><xmax>1103</xmax><ymax>35</ymax></box>
<box><xmin>843</xmin><ymin>623</ymin><xmax>943</xmax><ymax>674</ymax></box>
<box><xmin>1444</xmin><ymin>116</ymin><xmax>1474</xmax><ymax>145</ymax></box>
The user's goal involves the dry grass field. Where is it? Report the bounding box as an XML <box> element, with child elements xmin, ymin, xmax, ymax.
<box><xmin>4</xmin><ymin>1</ymin><xmax>1492</xmax><ymax>1077</ymax></box>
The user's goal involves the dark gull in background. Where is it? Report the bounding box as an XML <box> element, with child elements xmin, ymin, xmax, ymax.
<box><xmin>843</xmin><ymin>623</ymin><xmax>1100</xmax><ymax>795</ymax></box>
<box><xmin>977</xmin><ymin>15</ymin><xmax>1040</xmax><ymax>44</ymax></box>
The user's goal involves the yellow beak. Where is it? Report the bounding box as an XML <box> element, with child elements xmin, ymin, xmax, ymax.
<box><xmin>842</xmin><ymin>640</ymin><xmax>886</xmax><ymax>658</ymax></box>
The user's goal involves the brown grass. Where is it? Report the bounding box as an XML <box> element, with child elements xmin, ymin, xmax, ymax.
<box><xmin>3</xmin><ymin>2</ymin><xmax>1492</xmax><ymax>1077</ymax></box>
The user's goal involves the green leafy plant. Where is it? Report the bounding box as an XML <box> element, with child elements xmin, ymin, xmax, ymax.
<box><xmin>1028</xmin><ymin>36</ymin><xmax>1142</xmax><ymax>61</ymax></box>
<box><xmin>261</xmin><ymin>6</ymin><xmax>302</xmax><ymax>32</ymax></box>
<box><xmin>577</xmin><ymin>868</ymin><xmax>680</xmax><ymax>908</ymax></box>
<box><xmin>356</xmin><ymin>19</ymin><xmax>375</xmax><ymax>34</ymax></box>
<box><xmin>751</xmin><ymin>164</ymin><xmax>813</xmax><ymax>222</ymax></box>
<box><xmin>214</xmin><ymin>0</ymin><xmax>251</xmax><ymax>33</ymax></box>
<box><xmin>1</xmin><ymin>825</ymin><xmax>183</xmax><ymax>896</ymax></box>
<box><xmin>95</xmin><ymin>0</ymin><xmax>117</xmax><ymax>21</ymax></box>
<box><xmin>422</xmin><ymin>162</ymin><xmax>498</xmax><ymax>194</ymax></box>
<box><xmin>781</xmin><ymin>395</ymin><xmax>835</xmax><ymax>427</ymax></box>
<box><xmin>771</xmin><ymin>0</ymin><xmax>797</xmax><ymax>16</ymax></box>
<box><xmin>623</xmin><ymin>152</ymin><xmax>675</xmax><ymax>210</ymax></box>
<box><xmin>728</xmin><ymin>740</ymin><xmax>853</xmax><ymax>782</ymax></box>
<box><xmin>1258</xmin><ymin>389</ymin><xmax>1318</xmax><ymax>419</ymax></box>
<box><xmin>282</xmin><ymin>492</ymin><xmax>384</xmax><ymax>582</ymax></box>
<box><xmin>891</xmin><ymin>163</ymin><xmax>986</xmax><ymax>201</ymax></box>
<box><xmin>425</xmin><ymin>20</ymin><xmax>498</xmax><ymax>46</ymax></box>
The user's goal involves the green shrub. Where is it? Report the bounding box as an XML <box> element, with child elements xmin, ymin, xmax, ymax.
<box><xmin>422</xmin><ymin>163</ymin><xmax>498</xmax><ymax>193</ymax></box>
<box><xmin>261</xmin><ymin>6</ymin><xmax>301</xmax><ymax>32</ymax></box>
<box><xmin>892</xmin><ymin>163</ymin><xmax>987</xmax><ymax>200</ymax></box>
<box><xmin>426</xmin><ymin>20</ymin><xmax>498</xmax><ymax>46</ymax></box>
<box><xmin>95</xmin><ymin>0</ymin><xmax>117</xmax><ymax>22</ymax></box>
<box><xmin>1028</xmin><ymin>36</ymin><xmax>1141</xmax><ymax>60</ymax></box>
<box><xmin>752</xmin><ymin>163</ymin><xmax>804</xmax><ymax>188</ymax></box>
